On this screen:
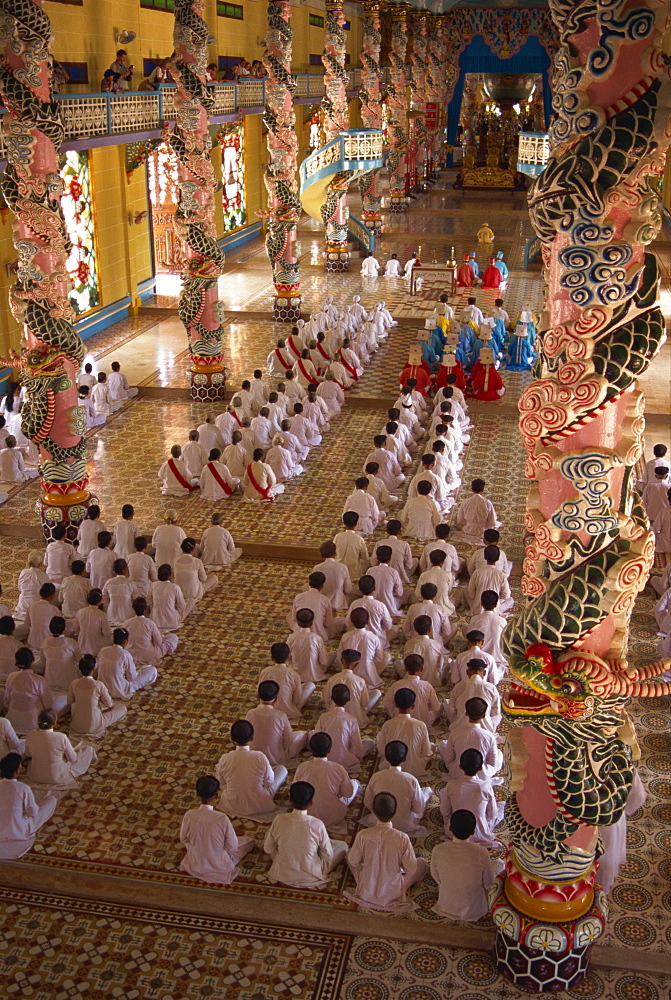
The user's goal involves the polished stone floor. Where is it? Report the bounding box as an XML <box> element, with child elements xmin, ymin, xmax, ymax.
<box><xmin>0</xmin><ymin>175</ymin><xmax>670</xmax><ymax>999</ymax></box>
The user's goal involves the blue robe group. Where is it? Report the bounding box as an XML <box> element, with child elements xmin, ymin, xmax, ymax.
<box><xmin>506</xmin><ymin>334</ymin><xmax>535</xmax><ymax>371</ymax></box>
<box><xmin>468</xmin><ymin>255</ymin><xmax>480</xmax><ymax>278</ymax></box>
<box><xmin>494</xmin><ymin>256</ymin><xmax>509</xmax><ymax>279</ymax></box>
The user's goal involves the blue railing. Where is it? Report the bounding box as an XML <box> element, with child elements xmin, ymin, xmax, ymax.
<box><xmin>300</xmin><ymin>129</ymin><xmax>385</xmax><ymax>192</ymax></box>
<box><xmin>523</xmin><ymin>234</ymin><xmax>541</xmax><ymax>270</ymax></box>
<box><xmin>348</xmin><ymin>214</ymin><xmax>375</xmax><ymax>255</ymax></box>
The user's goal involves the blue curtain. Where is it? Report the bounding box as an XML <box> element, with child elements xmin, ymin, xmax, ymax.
<box><xmin>445</xmin><ymin>35</ymin><xmax>552</xmax><ymax>162</ymax></box>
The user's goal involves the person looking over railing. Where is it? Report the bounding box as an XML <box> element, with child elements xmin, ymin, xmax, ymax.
<box><xmin>101</xmin><ymin>71</ymin><xmax>122</xmax><ymax>94</ymax></box>
<box><xmin>109</xmin><ymin>49</ymin><xmax>134</xmax><ymax>92</ymax></box>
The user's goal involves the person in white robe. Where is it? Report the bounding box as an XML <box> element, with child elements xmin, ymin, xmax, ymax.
<box><xmin>343</xmin><ymin>480</ymin><xmax>383</xmax><ymax>537</ymax></box>
<box><xmin>266</xmin><ymin>434</ymin><xmax>304</xmax><ymax>482</ymax></box>
<box><xmin>76</xmin><ymin>507</ymin><xmax>110</xmax><ymax>560</ymax></box>
<box><xmin>294</xmin><ymin>732</ymin><xmax>359</xmax><ymax>833</ymax></box>
<box><xmin>312</xmin><ymin>685</ymin><xmax>375</xmax><ymax>772</ymax></box>
<box><xmin>158</xmin><ymin>445</ymin><xmax>199</xmax><ymax>497</ymax></box>
<box><xmin>419</xmin><ymin>525</ymin><xmax>461</xmax><ymax>577</ymax></box>
<box><xmin>152</xmin><ymin>513</ymin><xmax>186</xmax><ymax>569</ymax></box>
<box><xmin>267</xmin><ymin>339</ymin><xmax>295</xmax><ymax>377</ymax></box>
<box><xmin>290</xmin><ymin>407</ymin><xmax>321</xmax><ymax>449</ymax></box>
<box><xmin>440</xmin><ymin>748</ymin><xmax>504</xmax><ymax>849</ymax></box>
<box><xmin>0</xmin><ymin>715</ymin><xmax>23</xmax><ymax>758</ymax></box>
<box><xmin>216</xmin><ymin>720</ymin><xmax>286</xmax><ymax>822</ymax></box>
<box><xmin>467</xmin><ymin>547</ymin><xmax>513</xmax><ymax>614</ymax></box>
<box><xmin>77</xmin><ymin>363</ymin><xmax>96</xmax><ymax>391</ymax></box>
<box><xmin>263</xmin><ymin>780</ymin><xmax>349</xmax><ymax>888</ymax></box>
<box><xmin>20</xmin><ymin>586</ymin><xmax>60</xmax><ymax>657</ymax></box>
<box><xmin>338</xmin><ymin>611</ymin><xmax>388</xmax><ymax>690</ymax></box>
<box><xmin>637</xmin><ymin>444</ymin><xmax>670</xmax><ymax>489</ymax></box>
<box><xmin>345</xmin><ymin>791</ymin><xmax>427</xmax><ymax>911</ymax></box>
<box><xmin>14</xmin><ymin>552</ymin><xmax>49</xmax><ymax>620</ymax></box>
<box><xmin>24</xmin><ymin>708</ymin><xmax>96</xmax><ymax>786</ymax></box>
<box><xmin>349</xmin><ymin>295</ymin><xmax>367</xmax><ymax>326</ymax></box>
<box><xmin>431</xmin><ymin>808</ymin><xmax>503</xmax><ymax>920</ymax></box>
<box><xmin>383</xmin><ymin>658</ymin><xmax>442</xmax><ymax>728</ymax></box>
<box><xmin>649</xmin><ymin>561</ymin><xmax>671</xmax><ymax>599</ymax></box>
<box><xmin>404</xmin><ymin>254</ymin><xmax>419</xmax><ymax>279</ymax></box>
<box><xmin>222</xmin><ymin>431</ymin><xmax>248</xmax><ymax>480</ymax></box>
<box><xmin>642</xmin><ymin>472</ymin><xmax>669</xmax><ymax>524</ymax></box>
<box><xmin>43</xmin><ymin>527</ymin><xmax>75</xmax><ymax>587</ymax></box>
<box><xmin>149</xmin><ymin>565</ymin><xmax>187</xmax><ymax>631</ymax></box>
<box><xmin>107</xmin><ymin>362</ymin><xmax>138</xmax><ymax>401</ymax></box>
<box><xmin>402</xmin><ymin>621</ymin><xmax>447</xmax><ymax>688</ymax></box>
<box><xmin>438</xmin><ymin>702</ymin><xmax>503</xmax><ymax>782</ymax></box>
<box><xmin>384</xmin><ymin>254</ymin><xmax>403</xmax><ymax>277</ymax></box>
<box><xmin>376</xmin><ymin>690</ymin><xmax>433</xmax><ymax>778</ymax></box>
<box><xmin>286</xmin><ymin>612</ymin><xmax>334</xmax><ymax>684</ymax></box>
<box><xmin>90</xmin><ymin>373</ymin><xmax>122</xmax><ymax>416</ymax></box>
<box><xmin>85</xmin><ymin>534</ymin><xmax>118</xmax><ymax>594</ymax></box>
<box><xmin>182</xmin><ymin>431</ymin><xmax>209</xmax><ymax>481</ymax></box>
<box><xmin>334</xmin><ymin>515</ymin><xmax>370</xmax><ymax>581</ymax></box>
<box><xmin>0</xmin><ymin>437</ymin><xmax>38</xmax><ymax>482</ymax></box>
<box><xmin>450</xmin><ymin>634</ymin><xmax>499</xmax><ymax>686</ymax></box>
<box><xmin>250</xmin><ymin>410</ymin><xmax>274</xmax><ymax>449</ymax></box>
<box><xmin>0</xmin><ymin>619</ymin><xmax>23</xmax><ymax>688</ymax></box>
<box><xmin>67</xmin><ymin>656</ymin><xmax>127</xmax><ymax>737</ymax></box>
<box><xmin>78</xmin><ymin>387</ymin><xmax>105</xmax><ymax>429</ymax></box>
<box><xmin>597</xmin><ymin>770</ymin><xmax>647</xmax><ymax>893</ymax></box>
<box><xmin>322</xmin><ymin>650</ymin><xmax>381</xmax><ymax>726</ymax></box>
<box><xmin>249</xmin><ymin>370</ymin><xmax>270</xmax><ymax>413</ymax></box>
<box><xmin>258</xmin><ymin>642</ymin><xmax>314</xmax><ymax>721</ymax></box>
<box><xmin>5</xmin><ymin>650</ymin><xmax>52</xmax><ymax>735</ymax></box>
<box><xmin>363</xmin><ymin>741</ymin><xmax>432</xmax><ymax>837</ymax></box>
<box><xmin>199</xmin><ymin>513</ymin><xmax>242</xmax><ymax>570</ymax></box>
<box><xmin>243</xmin><ymin>450</ymin><xmax>285</xmax><ymax>501</ymax></box>
<box><xmin>123</xmin><ymin>597</ymin><xmax>179</xmax><ymax>665</ymax></box>
<box><xmin>455</xmin><ymin>480</ymin><xmax>501</xmax><ymax>544</ymax></box>
<box><xmin>96</xmin><ymin>628</ymin><xmax>157</xmax><ymax>699</ymax></box>
<box><xmin>467</xmin><ymin>593</ymin><xmax>509</xmax><ymax>670</ymax></box>
<box><xmin>360</xmin><ymin>252</ymin><xmax>380</xmax><ymax>277</ymax></box>
<box><xmin>312</xmin><ymin>542</ymin><xmax>352</xmax><ymax>612</ymax></box>
<box><xmin>467</xmin><ymin>529</ymin><xmax>512</xmax><ymax>578</ymax></box>
<box><xmin>41</xmin><ymin>618</ymin><xmax>81</xmax><ymax>713</ymax></box>
<box><xmin>367</xmin><ymin>550</ymin><xmax>405</xmax><ymax>618</ymax></box>
<box><xmin>173</xmin><ymin>539</ymin><xmax>217</xmax><ymax>617</ymax></box>
<box><xmin>0</xmin><ymin>753</ymin><xmax>57</xmax><ymax>859</ymax></box>
<box><xmin>112</xmin><ymin>506</ymin><xmax>142</xmax><ymax>561</ymax></box>
<box><xmin>126</xmin><ymin>538</ymin><xmax>157</xmax><ymax>599</ymax></box>
<box><xmin>328</xmin><ymin>358</ymin><xmax>354</xmax><ymax>389</ymax></box>
<box><xmin>403</xmin><ymin>584</ymin><xmax>454</xmax><ymax>644</ymax></box>
<box><xmin>75</xmin><ymin>590</ymin><xmax>113</xmax><ymax>658</ymax></box>
<box><xmin>180</xmin><ymin>775</ymin><xmax>254</xmax><ymax>884</ymax></box>
<box><xmin>293</xmin><ymin>351</ymin><xmax>321</xmax><ymax>389</ymax></box>
<box><xmin>246</xmin><ymin>681</ymin><xmax>308</xmax><ymax>767</ymax></box>
<box><xmin>102</xmin><ymin>561</ymin><xmax>138</xmax><ymax>625</ymax></box>
<box><xmin>214</xmin><ymin>408</ymin><xmax>238</xmax><ymax>447</ymax></box>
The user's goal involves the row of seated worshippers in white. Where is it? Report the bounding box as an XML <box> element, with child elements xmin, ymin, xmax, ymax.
<box><xmin>159</xmin><ymin>296</ymin><xmax>397</xmax><ymax>502</ymax></box>
<box><xmin>177</xmin><ymin>374</ymin><xmax>521</xmax><ymax>919</ymax></box>
<box><xmin>0</xmin><ymin>504</ymin><xmax>245</xmax><ymax>859</ymax></box>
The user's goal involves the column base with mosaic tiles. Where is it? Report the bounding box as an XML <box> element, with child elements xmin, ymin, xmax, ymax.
<box><xmin>272</xmin><ymin>289</ymin><xmax>302</xmax><ymax>322</ymax></box>
<box><xmin>188</xmin><ymin>363</ymin><xmax>228</xmax><ymax>402</ymax></box>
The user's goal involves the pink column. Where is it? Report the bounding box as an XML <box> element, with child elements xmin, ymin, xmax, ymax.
<box><xmin>491</xmin><ymin>0</ymin><xmax>671</xmax><ymax>991</ymax></box>
<box><xmin>262</xmin><ymin>0</ymin><xmax>302</xmax><ymax>322</ymax></box>
<box><xmin>169</xmin><ymin>0</ymin><xmax>227</xmax><ymax>401</ymax></box>
<box><xmin>0</xmin><ymin>0</ymin><xmax>90</xmax><ymax>539</ymax></box>
<box><xmin>424</xmin><ymin>14</ymin><xmax>444</xmax><ymax>180</ymax></box>
<box><xmin>321</xmin><ymin>0</ymin><xmax>350</xmax><ymax>272</ymax></box>
<box><xmin>358</xmin><ymin>0</ymin><xmax>383</xmax><ymax>234</ymax></box>
<box><xmin>385</xmin><ymin>5</ymin><xmax>408</xmax><ymax>213</ymax></box>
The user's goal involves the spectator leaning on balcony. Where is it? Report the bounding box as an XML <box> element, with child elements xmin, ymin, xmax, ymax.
<box><xmin>101</xmin><ymin>71</ymin><xmax>122</xmax><ymax>94</ymax></box>
<box><xmin>109</xmin><ymin>49</ymin><xmax>134</xmax><ymax>92</ymax></box>
<box><xmin>141</xmin><ymin>59</ymin><xmax>169</xmax><ymax>92</ymax></box>
<box><xmin>206</xmin><ymin>63</ymin><xmax>218</xmax><ymax>82</ymax></box>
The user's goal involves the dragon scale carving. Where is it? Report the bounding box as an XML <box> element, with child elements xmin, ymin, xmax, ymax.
<box><xmin>358</xmin><ymin>0</ymin><xmax>382</xmax><ymax>233</ymax></box>
<box><xmin>490</xmin><ymin>0</ymin><xmax>671</xmax><ymax>990</ymax></box>
<box><xmin>321</xmin><ymin>0</ymin><xmax>350</xmax><ymax>270</ymax></box>
<box><xmin>261</xmin><ymin>0</ymin><xmax>301</xmax><ymax>321</ymax></box>
<box><xmin>0</xmin><ymin>0</ymin><xmax>89</xmax><ymax>538</ymax></box>
<box><xmin>169</xmin><ymin>0</ymin><xmax>227</xmax><ymax>399</ymax></box>
<box><xmin>385</xmin><ymin>11</ymin><xmax>408</xmax><ymax>212</ymax></box>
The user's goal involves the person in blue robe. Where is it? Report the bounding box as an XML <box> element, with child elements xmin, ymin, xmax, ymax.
<box><xmin>467</xmin><ymin>251</ymin><xmax>480</xmax><ymax>278</ymax></box>
<box><xmin>506</xmin><ymin>327</ymin><xmax>535</xmax><ymax>370</ymax></box>
<box><xmin>494</xmin><ymin>251</ymin><xmax>509</xmax><ymax>279</ymax></box>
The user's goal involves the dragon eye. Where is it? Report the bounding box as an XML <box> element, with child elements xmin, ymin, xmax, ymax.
<box><xmin>560</xmin><ymin>680</ymin><xmax>580</xmax><ymax>695</ymax></box>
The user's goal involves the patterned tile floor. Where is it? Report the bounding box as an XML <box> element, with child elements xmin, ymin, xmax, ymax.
<box><xmin>1</xmin><ymin>178</ymin><xmax>670</xmax><ymax>992</ymax></box>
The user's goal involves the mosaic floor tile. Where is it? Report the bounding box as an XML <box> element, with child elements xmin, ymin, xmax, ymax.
<box><xmin>0</xmin><ymin>888</ymin><xmax>350</xmax><ymax>1000</ymax></box>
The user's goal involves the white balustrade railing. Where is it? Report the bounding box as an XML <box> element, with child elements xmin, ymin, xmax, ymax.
<box><xmin>517</xmin><ymin>132</ymin><xmax>551</xmax><ymax>177</ymax></box>
<box><xmin>301</xmin><ymin>129</ymin><xmax>385</xmax><ymax>186</ymax></box>
<box><xmin>0</xmin><ymin>72</ymin><xmax>368</xmax><ymax>155</ymax></box>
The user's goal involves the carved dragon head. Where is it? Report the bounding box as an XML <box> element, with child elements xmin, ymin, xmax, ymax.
<box><xmin>505</xmin><ymin>643</ymin><xmax>671</xmax><ymax>721</ymax></box>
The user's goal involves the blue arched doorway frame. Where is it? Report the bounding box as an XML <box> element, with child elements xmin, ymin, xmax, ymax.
<box><xmin>445</xmin><ymin>35</ymin><xmax>552</xmax><ymax>163</ymax></box>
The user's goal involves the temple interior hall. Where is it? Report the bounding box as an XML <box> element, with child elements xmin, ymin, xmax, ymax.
<box><xmin>0</xmin><ymin>1</ymin><xmax>670</xmax><ymax>998</ymax></box>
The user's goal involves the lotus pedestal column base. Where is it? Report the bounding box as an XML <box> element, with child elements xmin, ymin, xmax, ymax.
<box><xmin>272</xmin><ymin>293</ymin><xmax>302</xmax><ymax>323</ymax></box>
<box><xmin>325</xmin><ymin>248</ymin><xmax>350</xmax><ymax>272</ymax></box>
<box><xmin>40</xmin><ymin>490</ymin><xmax>93</xmax><ymax>543</ymax></box>
<box><xmin>189</xmin><ymin>367</ymin><xmax>227</xmax><ymax>402</ymax></box>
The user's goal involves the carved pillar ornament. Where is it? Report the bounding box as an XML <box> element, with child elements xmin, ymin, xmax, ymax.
<box><xmin>424</xmin><ymin>14</ymin><xmax>445</xmax><ymax>179</ymax></box>
<box><xmin>262</xmin><ymin>0</ymin><xmax>301</xmax><ymax>321</ymax></box>
<box><xmin>0</xmin><ymin>0</ymin><xmax>90</xmax><ymax>538</ymax></box>
<box><xmin>385</xmin><ymin>3</ymin><xmax>409</xmax><ymax>212</ymax></box>
<box><xmin>321</xmin><ymin>0</ymin><xmax>350</xmax><ymax>271</ymax></box>
<box><xmin>168</xmin><ymin>0</ymin><xmax>227</xmax><ymax>400</ymax></box>
<box><xmin>492</xmin><ymin>0</ymin><xmax>671</xmax><ymax>992</ymax></box>
<box><xmin>408</xmin><ymin>11</ymin><xmax>429</xmax><ymax>190</ymax></box>
<box><xmin>358</xmin><ymin>0</ymin><xmax>383</xmax><ymax>234</ymax></box>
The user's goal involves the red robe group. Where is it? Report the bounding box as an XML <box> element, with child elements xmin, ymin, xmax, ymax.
<box><xmin>456</xmin><ymin>262</ymin><xmax>475</xmax><ymax>288</ymax></box>
<box><xmin>399</xmin><ymin>363</ymin><xmax>432</xmax><ymax>396</ymax></box>
<box><xmin>470</xmin><ymin>362</ymin><xmax>505</xmax><ymax>400</ymax></box>
<box><xmin>481</xmin><ymin>262</ymin><xmax>503</xmax><ymax>289</ymax></box>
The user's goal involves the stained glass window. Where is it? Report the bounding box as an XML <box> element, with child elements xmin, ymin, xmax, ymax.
<box><xmin>219</xmin><ymin>122</ymin><xmax>246</xmax><ymax>232</ymax></box>
<box><xmin>60</xmin><ymin>150</ymin><xmax>99</xmax><ymax>314</ymax></box>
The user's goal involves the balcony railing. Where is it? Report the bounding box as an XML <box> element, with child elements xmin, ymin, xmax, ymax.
<box><xmin>0</xmin><ymin>73</ymin><xmax>364</xmax><ymax>157</ymax></box>
<box><xmin>301</xmin><ymin>129</ymin><xmax>385</xmax><ymax>187</ymax></box>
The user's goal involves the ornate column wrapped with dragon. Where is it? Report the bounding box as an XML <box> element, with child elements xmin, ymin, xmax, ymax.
<box><xmin>261</xmin><ymin>0</ymin><xmax>301</xmax><ymax>322</ymax></box>
<box><xmin>358</xmin><ymin>0</ymin><xmax>383</xmax><ymax>234</ymax></box>
<box><xmin>490</xmin><ymin>0</ymin><xmax>671</xmax><ymax>991</ymax></box>
<box><xmin>408</xmin><ymin>10</ymin><xmax>429</xmax><ymax>191</ymax></box>
<box><xmin>423</xmin><ymin>14</ymin><xmax>445</xmax><ymax>181</ymax></box>
<box><xmin>169</xmin><ymin>0</ymin><xmax>227</xmax><ymax>400</ymax></box>
<box><xmin>0</xmin><ymin>0</ymin><xmax>90</xmax><ymax>539</ymax></box>
<box><xmin>385</xmin><ymin>4</ymin><xmax>409</xmax><ymax>213</ymax></box>
<box><xmin>321</xmin><ymin>0</ymin><xmax>351</xmax><ymax>272</ymax></box>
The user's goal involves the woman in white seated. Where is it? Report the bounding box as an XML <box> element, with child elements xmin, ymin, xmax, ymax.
<box><xmin>24</xmin><ymin>708</ymin><xmax>96</xmax><ymax>786</ymax></box>
<box><xmin>243</xmin><ymin>447</ymin><xmax>285</xmax><ymax>502</ymax></box>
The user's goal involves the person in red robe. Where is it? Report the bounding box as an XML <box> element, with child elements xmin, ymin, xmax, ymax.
<box><xmin>481</xmin><ymin>258</ymin><xmax>503</xmax><ymax>290</ymax></box>
<box><xmin>470</xmin><ymin>347</ymin><xmax>505</xmax><ymax>400</ymax></box>
<box><xmin>456</xmin><ymin>254</ymin><xmax>475</xmax><ymax>289</ymax></box>
<box><xmin>399</xmin><ymin>347</ymin><xmax>432</xmax><ymax>396</ymax></box>
<box><xmin>434</xmin><ymin>353</ymin><xmax>466</xmax><ymax>392</ymax></box>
